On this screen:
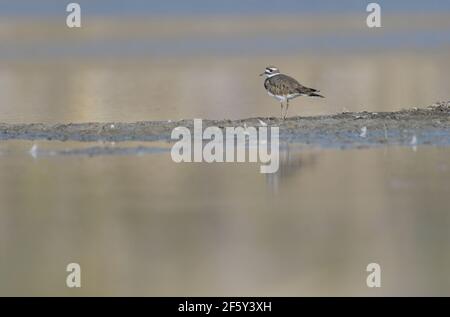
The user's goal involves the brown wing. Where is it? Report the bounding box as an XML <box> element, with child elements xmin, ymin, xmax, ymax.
<box><xmin>265</xmin><ymin>74</ymin><xmax>320</xmax><ymax>96</ymax></box>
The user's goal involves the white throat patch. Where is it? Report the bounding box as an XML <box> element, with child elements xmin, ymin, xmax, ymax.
<box><xmin>266</xmin><ymin>72</ymin><xmax>281</xmax><ymax>78</ymax></box>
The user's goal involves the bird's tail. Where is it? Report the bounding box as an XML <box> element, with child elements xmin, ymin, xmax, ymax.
<box><xmin>309</xmin><ymin>92</ymin><xmax>325</xmax><ymax>98</ymax></box>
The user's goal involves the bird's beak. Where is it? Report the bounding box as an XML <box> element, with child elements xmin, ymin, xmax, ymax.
<box><xmin>259</xmin><ymin>72</ymin><xmax>265</xmax><ymax>76</ymax></box>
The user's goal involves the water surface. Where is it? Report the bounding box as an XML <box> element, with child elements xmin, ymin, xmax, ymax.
<box><xmin>1</xmin><ymin>4</ymin><xmax>450</xmax><ymax>296</ymax></box>
<box><xmin>1</xmin><ymin>141</ymin><xmax>450</xmax><ymax>295</ymax></box>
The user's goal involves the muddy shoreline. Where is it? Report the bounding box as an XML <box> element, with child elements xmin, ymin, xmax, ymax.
<box><xmin>1</xmin><ymin>103</ymin><xmax>449</xmax><ymax>150</ymax></box>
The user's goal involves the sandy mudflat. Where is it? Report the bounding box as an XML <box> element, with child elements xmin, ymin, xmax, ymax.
<box><xmin>0</xmin><ymin>103</ymin><xmax>449</xmax><ymax>150</ymax></box>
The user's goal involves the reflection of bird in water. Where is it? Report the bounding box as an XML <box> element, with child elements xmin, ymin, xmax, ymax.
<box><xmin>265</xmin><ymin>143</ymin><xmax>318</xmax><ymax>192</ymax></box>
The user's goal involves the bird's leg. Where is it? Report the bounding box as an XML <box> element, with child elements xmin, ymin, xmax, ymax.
<box><xmin>284</xmin><ymin>99</ymin><xmax>290</xmax><ymax>119</ymax></box>
<box><xmin>280</xmin><ymin>102</ymin><xmax>284</xmax><ymax>120</ymax></box>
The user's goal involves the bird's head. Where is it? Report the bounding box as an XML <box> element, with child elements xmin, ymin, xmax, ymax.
<box><xmin>260</xmin><ymin>66</ymin><xmax>280</xmax><ymax>78</ymax></box>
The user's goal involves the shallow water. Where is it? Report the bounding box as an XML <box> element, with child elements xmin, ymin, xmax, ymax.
<box><xmin>0</xmin><ymin>141</ymin><xmax>450</xmax><ymax>296</ymax></box>
<box><xmin>1</xmin><ymin>14</ymin><xmax>449</xmax><ymax>123</ymax></box>
<box><xmin>3</xmin><ymin>0</ymin><xmax>450</xmax><ymax>16</ymax></box>
<box><xmin>1</xmin><ymin>8</ymin><xmax>450</xmax><ymax>296</ymax></box>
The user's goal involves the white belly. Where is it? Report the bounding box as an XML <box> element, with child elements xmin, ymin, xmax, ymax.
<box><xmin>267</xmin><ymin>91</ymin><xmax>301</xmax><ymax>102</ymax></box>
<box><xmin>267</xmin><ymin>91</ymin><xmax>285</xmax><ymax>102</ymax></box>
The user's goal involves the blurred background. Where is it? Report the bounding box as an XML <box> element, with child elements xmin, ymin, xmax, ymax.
<box><xmin>0</xmin><ymin>0</ymin><xmax>449</xmax><ymax>122</ymax></box>
<box><xmin>1</xmin><ymin>0</ymin><xmax>450</xmax><ymax>296</ymax></box>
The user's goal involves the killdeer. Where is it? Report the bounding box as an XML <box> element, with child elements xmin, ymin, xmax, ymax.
<box><xmin>260</xmin><ymin>66</ymin><xmax>324</xmax><ymax>119</ymax></box>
